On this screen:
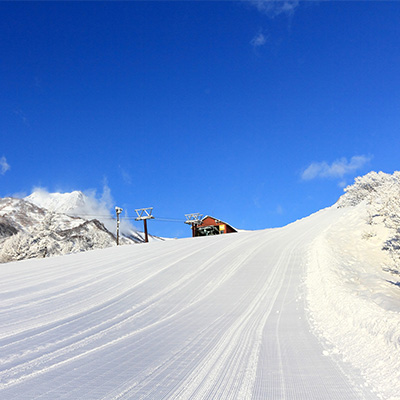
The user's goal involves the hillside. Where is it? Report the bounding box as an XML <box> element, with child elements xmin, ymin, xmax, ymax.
<box><xmin>25</xmin><ymin>189</ymin><xmax>147</xmax><ymax>244</ymax></box>
<box><xmin>0</xmin><ymin>197</ymin><xmax>118</xmax><ymax>263</ymax></box>
<box><xmin>0</xmin><ymin>191</ymin><xmax>148</xmax><ymax>263</ymax></box>
<box><xmin>0</xmin><ymin>171</ymin><xmax>399</xmax><ymax>399</ymax></box>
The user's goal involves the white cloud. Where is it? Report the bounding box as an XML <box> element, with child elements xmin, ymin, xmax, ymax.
<box><xmin>301</xmin><ymin>155</ymin><xmax>372</xmax><ymax>181</ymax></box>
<box><xmin>251</xmin><ymin>31</ymin><xmax>267</xmax><ymax>47</ymax></box>
<box><xmin>248</xmin><ymin>0</ymin><xmax>299</xmax><ymax>17</ymax></box>
<box><xmin>0</xmin><ymin>156</ymin><xmax>10</xmax><ymax>175</ymax></box>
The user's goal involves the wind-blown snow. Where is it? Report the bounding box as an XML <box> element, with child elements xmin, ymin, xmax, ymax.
<box><xmin>0</xmin><ymin>171</ymin><xmax>399</xmax><ymax>399</ymax></box>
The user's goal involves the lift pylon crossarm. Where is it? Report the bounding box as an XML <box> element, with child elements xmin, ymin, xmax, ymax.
<box><xmin>134</xmin><ymin>207</ymin><xmax>154</xmax><ymax>243</ymax></box>
<box><xmin>185</xmin><ymin>213</ymin><xmax>203</xmax><ymax>238</ymax></box>
<box><xmin>184</xmin><ymin>213</ymin><xmax>203</xmax><ymax>225</ymax></box>
<box><xmin>135</xmin><ymin>207</ymin><xmax>155</xmax><ymax>221</ymax></box>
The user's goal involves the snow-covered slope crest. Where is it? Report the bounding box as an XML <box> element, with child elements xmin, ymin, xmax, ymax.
<box><xmin>307</xmin><ymin>171</ymin><xmax>400</xmax><ymax>400</ymax></box>
<box><xmin>0</xmin><ymin>197</ymin><xmax>117</xmax><ymax>263</ymax></box>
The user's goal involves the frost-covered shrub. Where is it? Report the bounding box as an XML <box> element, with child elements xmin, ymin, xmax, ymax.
<box><xmin>337</xmin><ymin>171</ymin><xmax>400</xmax><ymax>208</ymax></box>
<box><xmin>337</xmin><ymin>171</ymin><xmax>400</xmax><ymax>272</ymax></box>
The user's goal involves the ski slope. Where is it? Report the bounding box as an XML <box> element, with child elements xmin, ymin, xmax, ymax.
<box><xmin>0</xmin><ymin>207</ymin><xmax>392</xmax><ymax>399</ymax></box>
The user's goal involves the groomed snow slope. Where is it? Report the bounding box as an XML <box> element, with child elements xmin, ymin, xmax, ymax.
<box><xmin>0</xmin><ymin>206</ymin><xmax>396</xmax><ymax>399</ymax></box>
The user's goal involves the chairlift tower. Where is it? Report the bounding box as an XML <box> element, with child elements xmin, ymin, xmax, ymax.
<box><xmin>135</xmin><ymin>207</ymin><xmax>154</xmax><ymax>243</ymax></box>
<box><xmin>185</xmin><ymin>213</ymin><xmax>203</xmax><ymax>237</ymax></box>
<box><xmin>115</xmin><ymin>206</ymin><xmax>123</xmax><ymax>245</ymax></box>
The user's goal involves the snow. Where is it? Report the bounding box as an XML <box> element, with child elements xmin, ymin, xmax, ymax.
<box><xmin>0</xmin><ymin>197</ymin><xmax>117</xmax><ymax>263</ymax></box>
<box><xmin>1</xmin><ymin>171</ymin><xmax>399</xmax><ymax>399</ymax></box>
<box><xmin>25</xmin><ymin>189</ymin><xmax>149</xmax><ymax>244</ymax></box>
<box><xmin>25</xmin><ymin>190</ymin><xmax>88</xmax><ymax>215</ymax></box>
<box><xmin>0</xmin><ymin>191</ymin><xmax>163</xmax><ymax>263</ymax></box>
<box><xmin>0</xmin><ymin>211</ymin><xmax>389</xmax><ymax>399</ymax></box>
<box><xmin>25</xmin><ymin>189</ymin><xmax>117</xmax><ymax>234</ymax></box>
<box><xmin>306</xmin><ymin>172</ymin><xmax>400</xmax><ymax>400</ymax></box>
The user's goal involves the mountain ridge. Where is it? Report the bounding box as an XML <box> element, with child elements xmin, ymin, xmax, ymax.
<box><xmin>0</xmin><ymin>197</ymin><xmax>118</xmax><ymax>263</ymax></box>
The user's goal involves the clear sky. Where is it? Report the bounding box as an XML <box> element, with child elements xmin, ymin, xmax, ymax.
<box><xmin>1</xmin><ymin>1</ymin><xmax>400</xmax><ymax>238</ymax></box>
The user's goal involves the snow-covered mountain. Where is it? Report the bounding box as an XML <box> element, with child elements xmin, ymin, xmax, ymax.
<box><xmin>25</xmin><ymin>190</ymin><xmax>89</xmax><ymax>215</ymax></box>
<box><xmin>25</xmin><ymin>189</ymin><xmax>149</xmax><ymax>244</ymax></box>
<box><xmin>0</xmin><ymin>197</ymin><xmax>117</xmax><ymax>263</ymax></box>
<box><xmin>0</xmin><ymin>189</ymin><xmax>163</xmax><ymax>263</ymax></box>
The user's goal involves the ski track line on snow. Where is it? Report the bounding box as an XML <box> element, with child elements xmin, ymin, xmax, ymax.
<box><xmin>0</xmin><ymin>242</ymin><xmax>219</xmax><ymax>378</ymax></box>
<box><xmin>161</xmin><ymin>234</ymin><xmax>296</xmax><ymax>400</ymax></box>
<box><xmin>0</xmin><ymin>234</ymin><xmax>249</xmax><ymax>356</ymax></box>
<box><xmin>249</xmin><ymin>219</ymin><xmax>337</xmax><ymax>400</ymax></box>
<box><xmin>0</xmin><ymin>239</ymin><xmax>210</xmax><ymax>308</ymax></box>
<box><xmin>0</xmin><ymin>238</ymin><xmax>218</xmax><ymax>367</ymax></box>
<box><xmin>86</xmin><ymin>228</ymin><xmax>303</xmax><ymax>400</ymax></box>
<box><xmin>0</xmin><ymin>258</ymin><xmax>134</xmax><ymax>310</ymax></box>
<box><xmin>0</xmin><ymin>243</ymin><xmax>196</xmax><ymax>326</ymax></box>
<box><xmin>0</xmin><ymin>238</ymin><xmax>219</xmax><ymax>342</ymax></box>
<box><xmin>266</xmin><ymin>225</ymin><xmax>319</xmax><ymax>399</ymax></box>
<box><xmin>235</xmin><ymin>225</ymin><xmax>322</xmax><ymax>400</ymax></box>
<box><xmin>95</xmin><ymin>309</ymin><xmax>231</xmax><ymax>400</ymax></box>
<box><xmin>0</xmin><ymin>234</ymin><xmax>261</xmax><ymax>390</ymax></box>
<box><xmin>1</xmin><ymin>214</ymin><xmax>349</xmax><ymax>399</ymax></box>
<box><xmin>268</xmin><ymin>241</ymin><xmax>309</xmax><ymax>400</ymax></box>
<box><xmin>241</xmin><ymin>224</ymin><xmax>320</xmax><ymax>400</ymax></box>
<box><xmin>24</xmin><ymin>232</ymin><xmax>277</xmax><ymax>400</ymax></box>
<box><xmin>0</xmin><ymin>251</ymin><xmax>133</xmax><ymax>298</ymax></box>
<box><xmin>106</xmin><ymin>231</ymin><xmax>299</xmax><ymax>399</ymax></box>
<box><xmin>96</xmin><ymin>232</ymin><xmax>285</xmax><ymax>400</ymax></box>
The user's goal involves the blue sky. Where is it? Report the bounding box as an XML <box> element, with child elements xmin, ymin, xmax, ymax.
<box><xmin>1</xmin><ymin>1</ymin><xmax>400</xmax><ymax>238</ymax></box>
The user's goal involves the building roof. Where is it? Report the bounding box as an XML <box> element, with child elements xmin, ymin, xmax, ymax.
<box><xmin>199</xmin><ymin>215</ymin><xmax>237</xmax><ymax>231</ymax></box>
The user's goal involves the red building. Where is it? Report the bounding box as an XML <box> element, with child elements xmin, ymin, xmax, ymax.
<box><xmin>194</xmin><ymin>216</ymin><xmax>237</xmax><ymax>236</ymax></box>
